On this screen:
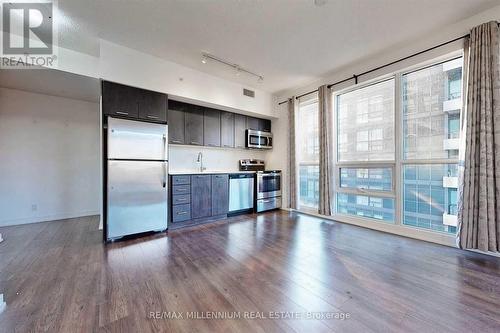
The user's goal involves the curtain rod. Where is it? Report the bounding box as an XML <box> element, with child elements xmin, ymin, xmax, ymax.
<box><xmin>277</xmin><ymin>22</ymin><xmax>499</xmax><ymax>106</ymax></box>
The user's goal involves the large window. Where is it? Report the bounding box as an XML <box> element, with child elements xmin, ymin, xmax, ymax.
<box><xmin>337</xmin><ymin>79</ymin><xmax>395</xmax><ymax>161</ymax></box>
<box><xmin>330</xmin><ymin>56</ymin><xmax>462</xmax><ymax>235</ymax></box>
<box><xmin>401</xmin><ymin>58</ymin><xmax>462</xmax><ymax>234</ymax></box>
<box><xmin>293</xmin><ymin>55</ymin><xmax>463</xmax><ymax>237</ymax></box>
<box><xmin>297</xmin><ymin>96</ymin><xmax>319</xmax><ymax>209</ymax></box>
<box><xmin>335</xmin><ymin>79</ymin><xmax>395</xmax><ymax>223</ymax></box>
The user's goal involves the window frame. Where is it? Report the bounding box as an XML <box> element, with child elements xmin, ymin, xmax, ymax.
<box><xmin>328</xmin><ymin>52</ymin><xmax>464</xmax><ymax>233</ymax></box>
<box><xmin>398</xmin><ymin>56</ymin><xmax>463</xmax><ymax>233</ymax></box>
<box><xmin>333</xmin><ymin>75</ymin><xmax>398</xmax><ymax>223</ymax></box>
<box><xmin>297</xmin><ymin>94</ymin><xmax>320</xmax><ymax>211</ymax></box>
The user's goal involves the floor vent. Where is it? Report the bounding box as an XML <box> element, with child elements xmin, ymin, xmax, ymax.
<box><xmin>243</xmin><ymin>88</ymin><xmax>255</xmax><ymax>98</ymax></box>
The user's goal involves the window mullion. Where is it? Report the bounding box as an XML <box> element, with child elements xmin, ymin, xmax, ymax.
<box><xmin>394</xmin><ymin>73</ymin><xmax>403</xmax><ymax>226</ymax></box>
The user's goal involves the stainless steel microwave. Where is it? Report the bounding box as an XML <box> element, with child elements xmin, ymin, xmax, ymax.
<box><xmin>246</xmin><ymin>129</ymin><xmax>273</xmax><ymax>149</ymax></box>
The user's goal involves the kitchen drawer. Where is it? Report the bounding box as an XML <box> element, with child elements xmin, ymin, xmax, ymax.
<box><xmin>256</xmin><ymin>196</ymin><xmax>282</xmax><ymax>213</ymax></box>
<box><xmin>172</xmin><ymin>184</ymin><xmax>190</xmax><ymax>195</ymax></box>
<box><xmin>172</xmin><ymin>204</ymin><xmax>191</xmax><ymax>223</ymax></box>
<box><xmin>171</xmin><ymin>175</ymin><xmax>191</xmax><ymax>185</ymax></box>
<box><xmin>172</xmin><ymin>194</ymin><xmax>190</xmax><ymax>205</ymax></box>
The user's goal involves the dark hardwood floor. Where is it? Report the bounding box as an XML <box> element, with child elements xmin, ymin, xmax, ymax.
<box><xmin>1</xmin><ymin>211</ymin><xmax>500</xmax><ymax>332</ymax></box>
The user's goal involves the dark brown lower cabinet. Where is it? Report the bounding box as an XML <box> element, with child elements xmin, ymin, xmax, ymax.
<box><xmin>191</xmin><ymin>175</ymin><xmax>212</xmax><ymax>219</ymax></box>
<box><xmin>170</xmin><ymin>173</ymin><xmax>231</xmax><ymax>229</ymax></box>
<box><xmin>211</xmin><ymin>174</ymin><xmax>229</xmax><ymax>216</ymax></box>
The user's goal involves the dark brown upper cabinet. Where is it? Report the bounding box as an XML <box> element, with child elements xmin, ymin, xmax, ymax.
<box><xmin>102</xmin><ymin>81</ymin><xmax>167</xmax><ymax>123</ymax></box>
<box><xmin>247</xmin><ymin>116</ymin><xmax>271</xmax><ymax>132</ymax></box>
<box><xmin>234</xmin><ymin>114</ymin><xmax>247</xmax><ymax>149</ymax></box>
<box><xmin>138</xmin><ymin>89</ymin><xmax>167</xmax><ymax>123</ymax></box>
<box><xmin>203</xmin><ymin>108</ymin><xmax>221</xmax><ymax>147</ymax></box>
<box><xmin>260</xmin><ymin>119</ymin><xmax>271</xmax><ymax>132</ymax></box>
<box><xmin>102</xmin><ymin>81</ymin><xmax>140</xmax><ymax>118</ymax></box>
<box><xmin>220</xmin><ymin>111</ymin><xmax>235</xmax><ymax>148</ymax></box>
<box><xmin>168</xmin><ymin>100</ymin><xmax>186</xmax><ymax>144</ymax></box>
<box><xmin>246</xmin><ymin>116</ymin><xmax>260</xmax><ymax>131</ymax></box>
<box><xmin>184</xmin><ymin>105</ymin><xmax>204</xmax><ymax>146</ymax></box>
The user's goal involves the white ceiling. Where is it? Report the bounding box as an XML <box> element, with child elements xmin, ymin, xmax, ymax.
<box><xmin>57</xmin><ymin>0</ymin><xmax>498</xmax><ymax>94</ymax></box>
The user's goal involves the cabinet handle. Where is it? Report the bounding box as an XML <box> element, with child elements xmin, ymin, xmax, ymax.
<box><xmin>171</xmin><ymin>140</ymin><xmax>182</xmax><ymax>144</ymax></box>
<box><xmin>116</xmin><ymin>111</ymin><xmax>129</xmax><ymax>115</ymax></box>
<box><xmin>177</xmin><ymin>211</ymin><xmax>188</xmax><ymax>215</ymax></box>
<box><xmin>147</xmin><ymin>115</ymin><xmax>159</xmax><ymax>119</ymax></box>
<box><xmin>190</xmin><ymin>141</ymin><xmax>201</xmax><ymax>145</ymax></box>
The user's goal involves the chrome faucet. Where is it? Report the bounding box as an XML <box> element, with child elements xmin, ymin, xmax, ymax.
<box><xmin>197</xmin><ymin>152</ymin><xmax>206</xmax><ymax>172</ymax></box>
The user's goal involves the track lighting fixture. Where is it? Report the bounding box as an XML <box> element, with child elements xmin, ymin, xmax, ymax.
<box><xmin>201</xmin><ymin>52</ymin><xmax>264</xmax><ymax>83</ymax></box>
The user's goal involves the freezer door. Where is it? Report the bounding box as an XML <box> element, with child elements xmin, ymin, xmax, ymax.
<box><xmin>107</xmin><ymin>160</ymin><xmax>168</xmax><ymax>239</ymax></box>
<box><xmin>108</xmin><ymin>117</ymin><xmax>168</xmax><ymax>160</ymax></box>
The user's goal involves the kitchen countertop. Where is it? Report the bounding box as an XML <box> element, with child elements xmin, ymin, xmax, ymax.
<box><xmin>168</xmin><ymin>170</ymin><xmax>256</xmax><ymax>175</ymax></box>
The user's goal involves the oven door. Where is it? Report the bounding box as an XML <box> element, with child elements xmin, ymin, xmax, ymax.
<box><xmin>247</xmin><ymin>130</ymin><xmax>272</xmax><ymax>149</ymax></box>
<box><xmin>257</xmin><ymin>173</ymin><xmax>281</xmax><ymax>199</ymax></box>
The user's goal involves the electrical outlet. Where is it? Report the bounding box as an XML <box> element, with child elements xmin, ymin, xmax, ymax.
<box><xmin>31</xmin><ymin>204</ymin><xmax>37</xmax><ymax>212</ymax></box>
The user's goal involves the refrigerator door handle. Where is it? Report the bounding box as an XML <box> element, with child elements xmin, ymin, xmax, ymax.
<box><xmin>162</xmin><ymin>162</ymin><xmax>167</xmax><ymax>188</ymax></box>
<box><xmin>163</xmin><ymin>134</ymin><xmax>167</xmax><ymax>160</ymax></box>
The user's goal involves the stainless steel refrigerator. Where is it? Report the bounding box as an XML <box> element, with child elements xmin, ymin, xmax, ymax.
<box><xmin>107</xmin><ymin>117</ymin><xmax>168</xmax><ymax>240</ymax></box>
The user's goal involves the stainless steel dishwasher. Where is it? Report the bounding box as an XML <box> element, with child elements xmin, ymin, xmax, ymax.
<box><xmin>228</xmin><ymin>174</ymin><xmax>255</xmax><ymax>216</ymax></box>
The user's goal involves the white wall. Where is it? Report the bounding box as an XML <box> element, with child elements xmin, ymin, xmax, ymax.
<box><xmin>276</xmin><ymin>4</ymin><xmax>500</xmax><ymax>101</ymax></box>
<box><xmin>52</xmin><ymin>40</ymin><xmax>275</xmax><ymax>119</ymax></box>
<box><xmin>265</xmin><ymin>102</ymin><xmax>289</xmax><ymax>208</ymax></box>
<box><xmin>99</xmin><ymin>41</ymin><xmax>274</xmax><ymax>119</ymax></box>
<box><xmin>0</xmin><ymin>88</ymin><xmax>100</xmax><ymax>227</ymax></box>
<box><xmin>169</xmin><ymin>145</ymin><xmax>267</xmax><ymax>173</ymax></box>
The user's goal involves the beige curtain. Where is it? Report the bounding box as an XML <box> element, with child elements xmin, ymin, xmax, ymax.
<box><xmin>288</xmin><ymin>97</ymin><xmax>298</xmax><ymax>209</ymax></box>
<box><xmin>318</xmin><ymin>85</ymin><xmax>333</xmax><ymax>215</ymax></box>
<box><xmin>458</xmin><ymin>21</ymin><xmax>500</xmax><ymax>252</ymax></box>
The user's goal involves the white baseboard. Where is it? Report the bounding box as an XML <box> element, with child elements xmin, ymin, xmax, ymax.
<box><xmin>0</xmin><ymin>210</ymin><xmax>100</xmax><ymax>227</ymax></box>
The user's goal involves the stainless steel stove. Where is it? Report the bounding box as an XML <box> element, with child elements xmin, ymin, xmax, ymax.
<box><xmin>239</xmin><ymin>159</ymin><xmax>282</xmax><ymax>212</ymax></box>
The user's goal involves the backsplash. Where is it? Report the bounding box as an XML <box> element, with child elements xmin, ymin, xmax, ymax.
<box><xmin>168</xmin><ymin>145</ymin><xmax>267</xmax><ymax>173</ymax></box>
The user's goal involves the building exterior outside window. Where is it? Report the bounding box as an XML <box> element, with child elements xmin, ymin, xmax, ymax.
<box><xmin>335</xmin><ymin>79</ymin><xmax>396</xmax><ymax>223</ymax></box>
<box><xmin>402</xmin><ymin>58</ymin><xmax>462</xmax><ymax>234</ymax></box>
<box><xmin>297</xmin><ymin>96</ymin><xmax>319</xmax><ymax>210</ymax></box>
<box><xmin>294</xmin><ymin>55</ymin><xmax>462</xmax><ymax>237</ymax></box>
